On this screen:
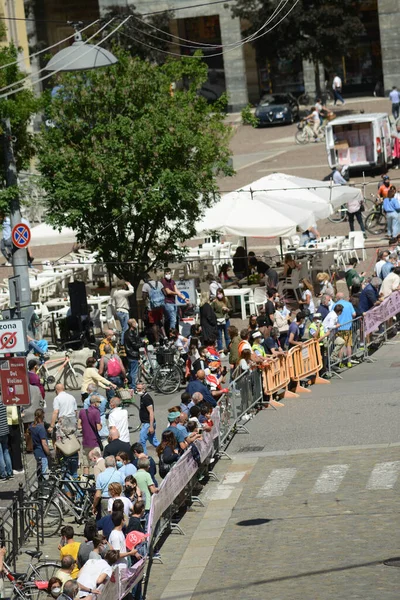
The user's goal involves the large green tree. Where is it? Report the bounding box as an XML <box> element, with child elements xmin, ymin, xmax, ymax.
<box><xmin>0</xmin><ymin>42</ymin><xmax>40</xmax><ymax>213</ymax></box>
<box><xmin>232</xmin><ymin>0</ymin><xmax>365</xmax><ymax>93</ymax></box>
<box><xmin>37</xmin><ymin>51</ymin><xmax>233</xmax><ymax>289</ymax></box>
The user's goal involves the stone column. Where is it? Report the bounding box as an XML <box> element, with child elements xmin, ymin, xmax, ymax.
<box><xmin>377</xmin><ymin>0</ymin><xmax>400</xmax><ymax>93</ymax></box>
<box><xmin>218</xmin><ymin>11</ymin><xmax>248</xmax><ymax>112</ymax></box>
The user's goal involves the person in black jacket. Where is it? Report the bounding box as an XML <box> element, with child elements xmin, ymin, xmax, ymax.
<box><xmin>199</xmin><ymin>291</ymin><xmax>218</xmax><ymax>344</ymax></box>
<box><xmin>124</xmin><ymin>319</ymin><xmax>142</xmax><ymax>391</ymax></box>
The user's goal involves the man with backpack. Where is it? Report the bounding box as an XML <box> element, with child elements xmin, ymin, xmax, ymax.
<box><xmin>98</xmin><ymin>344</ymin><xmax>126</xmax><ymax>399</ymax></box>
<box><xmin>124</xmin><ymin>319</ymin><xmax>142</xmax><ymax>392</ymax></box>
<box><xmin>142</xmin><ymin>275</ymin><xmax>166</xmax><ymax>344</ymax></box>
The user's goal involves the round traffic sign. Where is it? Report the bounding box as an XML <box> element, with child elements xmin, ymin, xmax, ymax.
<box><xmin>177</xmin><ymin>290</ymin><xmax>190</xmax><ymax>304</ymax></box>
<box><xmin>12</xmin><ymin>223</ymin><xmax>31</xmax><ymax>249</ymax></box>
<box><xmin>0</xmin><ymin>331</ymin><xmax>17</xmax><ymax>350</ymax></box>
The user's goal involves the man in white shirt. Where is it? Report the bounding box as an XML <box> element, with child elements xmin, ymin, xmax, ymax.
<box><xmin>375</xmin><ymin>251</ymin><xmax>389</xmax><ymax>278</ymax></box>
<box><xmin>332</xmin><ymin>165</ymin><xmax>347</xmax><ymax>185</ymax></box>
<box><xmin>108</xmin><ymin>513</ymin><xmax>141</xmax><ymax>570</ymax></box>
<box><xmin>108</xmin><ymin>397</ymin><xmax>129</xmax><ymax>443</ymax></box>
<box><xmin>322</xmin><ymin>304</ymin><xmax>344</xmax><ymax>332</ymax></box>
<box><xmin>77</xmin><ymin>551</ymin><xmax>118</xmax><ymax>597</ymax></box>
<box><xmin>50</xmin><ymin>383</ymin><xmax>77</xmax><ymax>430</ymax></box>
<box><xmin>332</xmin><ymin>74</ymin><xmax>345</xmax><ymax>105</ymax></box>
<box><xmin>389</xmin><ymin>86</ymin><xmax>400</xmax><ymax>119</ymax></box>
<box><xmin>112</xmin><ymin>280</ymin><xmax>134</xmax><ymax>345</ymax></box>
<box><xmin>381</xmin><ymin>266</ymin><xmax>400</xmax><ymax>298</ymax></box>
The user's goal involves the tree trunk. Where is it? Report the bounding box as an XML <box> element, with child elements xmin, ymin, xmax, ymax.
<box><xmin>314</xmin><ymin>60</ymin><xmax>321</xmax><ymax>98</ymax></box>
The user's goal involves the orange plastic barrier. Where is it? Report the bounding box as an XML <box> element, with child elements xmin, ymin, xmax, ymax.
<box><xmin>262</xmin><ymin>354</ymin><xmax>298</xmax><ymax>405</ymax></box>
<box><xmin>287</xmin><ymin>339</ymin><xmax>330</xmax><ymax>393</ymax></box>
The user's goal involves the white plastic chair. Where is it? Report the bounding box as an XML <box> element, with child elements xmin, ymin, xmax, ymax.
<box><xmin>279</xmin><ymin>269</ymin><xmax>301</xmax><ymax>302</ymax></box>
<box><xmin>349</xmin><ymin>231</ymin><xmax>366</xmax><ymax>261</ymax></box>
<box><xmin>253</xmin><ymin>286</ymin><xmax>267</xmax><ymax>315</ymax></box>
<box><xmin>340</xmin><ymin>236</ymin><xmax>358</xmax><ymax>263</ymax></box>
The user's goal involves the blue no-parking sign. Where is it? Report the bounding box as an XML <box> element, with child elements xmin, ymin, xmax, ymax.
<box><xmin>12</xmin><ymin>222</ymin><xmax>31</xmax><ymax>249</ymax></box>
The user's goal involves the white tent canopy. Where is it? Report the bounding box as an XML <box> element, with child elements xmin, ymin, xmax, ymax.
<box><xmin>196</xmin><ymin>173</ymin><xmax>363</xmax><ymax>238</ymax></box>
<box><xmin>30</xmin><ymin>223</ymin><xmax>77</xmax><ymax>247</ymax></box>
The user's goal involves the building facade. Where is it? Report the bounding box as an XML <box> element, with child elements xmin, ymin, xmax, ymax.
<box><xmin>0</xmin><ymin>0</ymin><xmax>30</xmax><ymax>70</ymax></box>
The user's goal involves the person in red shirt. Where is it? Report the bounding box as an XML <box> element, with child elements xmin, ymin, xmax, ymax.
<box><xmin>378</xmin><ymin>175</ymin><xmax>391</xmax><ymax>199</ymax></box>
<box><xmin>28</xmin><ymin>359</ymin><xmax>45</xmax><ymax>399</ymax></box>
<box><xmin>161</xmin><ymin>268</ymin><xmax>189</xmax><ymax>333</ymax></box>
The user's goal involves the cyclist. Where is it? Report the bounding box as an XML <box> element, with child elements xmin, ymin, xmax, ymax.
<box><xmin>304</xmin><ymin>106</ymin><xmax>322</xmax><ymax>141</ymax></box>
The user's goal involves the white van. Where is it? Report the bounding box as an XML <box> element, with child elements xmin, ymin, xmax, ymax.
<box><xmin>325</xmin><ymin>113</ymin><xmax>393</xmax><ymax>171</ymax></box>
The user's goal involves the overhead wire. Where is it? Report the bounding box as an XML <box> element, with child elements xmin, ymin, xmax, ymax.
<box><xmin>0</xmin><ymin>18</ymin><xmax>100</xmax><ymax>72</ymax></box>
<box><xmin>0</xmin><ymin>17</ymin><xmax>116</xmax><ymax>95</ymax></box>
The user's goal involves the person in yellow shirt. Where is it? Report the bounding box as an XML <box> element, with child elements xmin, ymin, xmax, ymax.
<box><xmin>55</xmin><ymin>555</ymin><xmax>74</xmax><ymax>587</ymax></box>
<box><xmin>59</xmin><ymin>526</ymin><xmax>81</xmax><ymax>579</ymax></box>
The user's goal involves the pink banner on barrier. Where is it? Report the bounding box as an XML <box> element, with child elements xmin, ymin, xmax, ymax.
<box><xmin>364</xmin><ymin>290</ymin><xmax>400</xmax><ymax>335</ymax></box>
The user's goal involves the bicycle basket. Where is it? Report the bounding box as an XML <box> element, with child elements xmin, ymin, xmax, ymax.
<box><xmin>297</xmin><ymin>121</ymin><xmax>305</xmax><ymax>130</ymax></box>
<box><xmin>156</xmin><ymin>349</ymin><xmax>176</xmax><ymax>366</ymax></box>
<box><xmin>116</xmin><ymin>388</ymin><xmax>134</xmax><ymax>401</ymax></box>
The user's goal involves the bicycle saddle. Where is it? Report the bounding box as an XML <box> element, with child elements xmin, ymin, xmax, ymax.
<box><xmin>25</xmin><ymin>550</ymin><xmax>43</xmax><ymax>559</ymax></box>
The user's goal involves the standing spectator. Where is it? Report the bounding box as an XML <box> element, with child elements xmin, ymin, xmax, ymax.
<box><xmin>77</xmin><ymin>550</ymin><xmax>118</xmax><ymax>593</ymax></box>
<box><xmin>323</xmin><ymin>304</ymin><xmax>344</xmax><ymax>332</ymax></box>
<box><xmin>89</xmin><ymin>448</ymin><xmax>105</xmax><ymax>478</ymax></box>
<box><xmin>207</xmin><ymin>273</ymin><xmax>222</xmax><ymax>300</ymax></box>
<box><xmin>380</xmin><ymin>252</ymin><xmax>397</xmax><ymax>280</ymax></box>
<box><xmin>156</xmin><ymin>431</ymin><xmax>180</xmax><ymax>479</ymax></box>
<box><xmin>103</xmin><ymin>427</ymin><xmax>133</xmax><ymax>460</ymax></box>
<box><xmin>299</xmin><ymin>278</ymin><xmax>315</xmax><ymax>317</ymax></box>
<box><xmin>263</xmin><ymin>327</ymin><xmax>285</xmax><ymax>357</ymax></box>
<box><xmin>358</xmin><ymin>277</ymin><xmax>382</xmax><ymax>313</ymax></box>
<box><xmin>347</xmin><ymin>193</ymin><xmax>366</xmax><ymax>237</ymax></box>
<box><xmin>334</xmin><ymin>292</ymin><xmax>357</xmax><ymax>368</ymax></box>
<box><xmin>98</xmin><ymin>345</ymin><xmax>126</xmax><ymax>398</ymax></box>
<box><xmin>186</xmin><ymin>370</ymin><xmax>217</xmax><ymax>407</ymax></box>
<box><xmin>273</xmin><ymin>302</ymin><xmax>289</xmax><ymax>349</ymax></box>
<box><xmin>78</xmin><ymin>396</ymin><xmax>102</xmax><ymax>476</ymax></box>
<box><xmin>92</xmin><ymin>455</ymin><xmax>124</xmax><ymax>516</ymax></box>
<box><xmin>232</xmin><ymin>246</ymin><xmax>247</xmax><ymax>279</ymax></box>
<box><xmin>134</xmin><ymin>457</ymin><xmax>159</xmax><ymax>522</ymax></box>
<box><xmin>108</xmin><ymin>397</ymin><xmax>129</xmax><ymax>444</ymax></box>
<box><xmin>29</xmin><ymin>408</ymin><xmax>49</xmax><ymax>480</ymax></box>
<box><xmin>84</xmin><ymin>387</ymin><xmax>108</xmax><ymax>445</ymax></box>
<box><xmin>382</xmin><ymin>186</ymin><xmax>400</xmax><ymax>242</ymax></box>
<box><xmin>318</xmin><ymin>295</ymin><xmax>332</xmax><ymax>320</ymax></box>
<box><xmin>124</xmin><ymin>319</ymin><xmax>141</xmax><ymax>392</ymax></box>
<box><xmin>332</xmin><ymin>73</ymin><xmax>345</xmax><ymax>105</ymax></box>
<box><xmin>199</xmin><ymin>291</ymin><xmax>218</xmax><ymax>344</ymax></box>
<box><xmin>332</xmin><ymin>165</ymin><xmax>347</xmax><ymax>185</ymax></box>
<box><xmin>50</xmin><ymin>383</ymin><xmax>78</xmax><ymax>431</ymax></box>
<box><xmin>28</xmin><ymin>359</ymin><xmax>45</xmax><ymax>399</ymax></box>
<box><xmin>378</xmin><ymin>175</ymin><xmax>391</xmax><ymax>199</ymax></box>
<box><xmin>381</xmin><ymin>266</ymin><xmax>400</xmax><ymax>298</ymax></box>
<box><xmin>113</xmin><ymin>280</ymin><xmax>134</xmax><ymax>345</ymax></box>
<box><xmin>7</xmin><ymin>405</ymin><xmax>23</xmax><ymax>474</ymax></box>
<box><xmin>81</xmin><ymin>357</ymin><xmax>116</xmax><ymax>402</ymax></box>
<box><xmin>316</xmin><ymin>272</ymin><xmax>335</xmax><ymax>297</ymax></box>
<box><xmin>98</xmin><ymin>330</ymin><xmax>116</xmax><ymax>357</ymax></box>
<box><xmin>59</xmin><ymin>526</ymin><xmax>80</xmax><ymax>579</ymax></box>
<box><xmin>345</xmin><ymin>258</ymin><xmax>365</xmax><ymax>290</ymax></box>
<box><xmin>108</xmin><ymin>513</ymin><xmax>141</xmax><ymax>569</ymax></box>
<box><xmin>375</xmin><ymin>250</ymin><xmax>390</xmax><ymax>277</ymax></box>
<box><xmin>77</xmin><ymin>521</ymin><xmax>98</xmax><ymax>569</ymax></box>
<box><xmin>288</xmin><ymin>312</ymin><xmax>305</xmax><ymax>349</ymax></box>
<box><xmin>55</xmin><ymin>556</ymin><xmax>74</xmax><ymax>586</ymax></box>
<box><xmin>131</xmin><ymin>443</ymin><xmax>158</xmax><ymax>486</ymax></box>
<box><xmin>0</xmin><ymin>399</ymin><xmax>12</xmax><ymax>480</ymax></box>
<box><xmin>142</xmin><ymin>276</ymin><xmax>166</xmax><ymax>344</ymax></box>
<box><xmin>115</xmin><ymin>452</ymin><xmax>137</xmax><ymax>478</ymax></box>
<box><xmin>107</xmin><ymin>482</ymin><xmax>132</xmax><ymax>517</ymax></box>
<box><xmin>22</xmin><ymin>384</ymin><xmax>43</xmax><ymax>453</ymax></box>
<box><xmin>211</xmin><ymin>289</ymin><xmax>231</xmax><ymax>351</ymax></box>
<box><xmin>228</xmin><ymin>325</ymin><xmax>240</xmax><ymax>369</ymax></box>
<box><xmin>389</xmin><ymin>86</ymin><xmax>400</xmax><ymax>119</ymax></box>
<box><xmin>260</xmin><ymin>288</ymin><xmax>276</xmax><ymax>328</ymax></box>
<box><xmin>137</xmin><ymin>382</ymin><xmax>159</xmax><ymax>453</ymax></box>
<box><xmin>127</xmin><ymin>501</ymin><xmax>146</xmax><ymax>534</ymax></box>
<box><xmin>161</xmin><ymin>267</ymin><xmax>188</xmax><ymax>333</ymax></box>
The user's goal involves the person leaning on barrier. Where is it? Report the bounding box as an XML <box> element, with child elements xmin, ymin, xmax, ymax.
<box><xmin>381</xmin><ymin>266</ymin><xmax>400</xmax><ymax>298</ymax></box>
<box><xmin>59</xmin><ymin>580</ymin><xmax>80</xmax><ymax>600</ymax></box>
<box><xmin>358</xmin><ymin>277</ymin><xmax>383</xmax><ymax>314</ymax></box>
<box><xmin>288</xmin><ymin>312</ymin><xmax>306</xmax><ymax>349</ymax></box>
<box><xmin>264</xmin><ymin>327</ymin><xmax>285</xmax><ymax>357</ymax></box>
<box><xmin>333</xmin><ymin>293</ymin><xmax>356</xmax><ymax>369</ymax></box>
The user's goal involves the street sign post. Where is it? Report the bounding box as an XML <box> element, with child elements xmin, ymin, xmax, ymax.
<box><xmin>175</xmin><ymin>279</ymin><xmax>196</xmax><ymax>306</ymax></box>
<box><xmin>12</xmin><ymin>223</ymin><xmax>31</xmax><ymax>249</ymax></box>
<box><xmin>0</xmin><ymin>319</ymin><xmax>28</xmax><ymax>355</ymax></box>
<box><xmin>0</xmin><ymin>357</ymin><xmax>30</xmax><ymax>405</ymax></box>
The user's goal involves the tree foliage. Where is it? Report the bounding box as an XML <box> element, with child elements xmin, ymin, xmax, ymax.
<box><xmin>232</xmin><ymin>0</ymin><xmax>364</xmax><ymax>82</ymax></box>
<box><xmin>102</xmin><ymin>5</ymin><xmax>173</xmax><ymax>65</ymax></box>
<box><xmin>37</xmin><ymin>50</ymin><xmax>233</xmax><ymax>286</ymax></box>
<box><xmin>0</xmin><ymin>42</ymin><xmax>40</xmax><ymax>213</ymax></box>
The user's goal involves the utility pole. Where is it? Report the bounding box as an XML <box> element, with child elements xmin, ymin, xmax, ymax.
<box><xmin>3</xmin><ymin>117</ymin><xmax>31</xmax><ymax>309</ymax></box>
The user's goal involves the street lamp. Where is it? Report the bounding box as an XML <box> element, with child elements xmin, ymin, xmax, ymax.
<box><xmin>6</xmin><ymin>23</ymin><xmax>118</xmax><ymax>318</ymax></box>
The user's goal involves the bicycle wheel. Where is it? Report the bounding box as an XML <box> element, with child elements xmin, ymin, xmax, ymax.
<box><xmin>28</xmin><ymin>562</ymin><xmax>61</xmax><ymax>583</ymax></box>
<box><xmin>328</xmin><ymin>204</ymin><xmax>347</xmax><ymax>223</ymax></box>
<box><xmin>125</xmin><ymin>401</ymin><xmax>141</xmax><ymax>432</ymax></box>
<box><xmin>365</xmin><ymin>210</ymin><xmax>386</xmax><ymax>235</ymax></box>
<box><xmin>64</xmin><ymin>362</ymin><xmax>86</xmax><ymax>390</ymax></box>
<box><xmin>154</xmin><ymin>365</ymin><xmax>181</xmax><ymax>394</ymax></box>
<box><xmin>295</xmin><ymin>129</ymin><xmax>309</xmax><ymax>145</ymax></box>
<box><xmin>26</xmin><ymin>498</ymin><xmax>63</xmax><ymax>538</ymax></box>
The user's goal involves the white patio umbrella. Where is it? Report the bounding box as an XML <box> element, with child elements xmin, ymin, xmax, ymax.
<box><xmin>30</xmin><ymin>223</ymin><xmax>77</xmax><ymax>247</ymax></box>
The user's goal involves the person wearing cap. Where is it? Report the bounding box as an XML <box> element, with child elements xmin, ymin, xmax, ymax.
<box><xmin>163</xmin><ymin>411</ymin><xmax>199</xmax><ymax>451</ymax></box>
<box><xmin>251</xmin><ymin>330</ymin><xmax>266</xmax><ymax>358</ymax></box>
<box><xmin>378</xmin><ymin>175</ymin><xmax>391</xmax><ymax>199</ymax></box>
<box><xmin>358</xmin><ymin>277</ymin><xmax>383</xmax><ymax>314</ymax></box>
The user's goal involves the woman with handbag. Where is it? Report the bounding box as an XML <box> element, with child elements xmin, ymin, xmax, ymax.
<box><xmin>78</xmin><ymin>396</ymin><xmax>102</xmax><ymax>476</ymax></box>
<box><xmin>211</xmin><ymin>289</ymin><xmax>232</xmax><ymax>351</ymax></box>
<box><xmin>156</xmin><ymin>431</ymin><xmax>180</xmax><ymax>479</ymax></box>
<box><xmin>29</xmin><ymin>408</ymin><xmax>50</xmax><ymax>480</ymax></box>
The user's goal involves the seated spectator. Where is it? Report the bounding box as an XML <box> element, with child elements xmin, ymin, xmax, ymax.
<box><xmin>156</xmin><ymin>431</ymin><xmax>180</xmax><ymax>478</ymax></box>
<box><xmin>107</xmin><ymin>482</ymin><xmax>133</xmax><ymax>517</ymax></box>
<box><xmin>131</xmin><ymin>443</ymin><xmax>158</xmax><ymax>486</ymax></box>
<box><xmin>59</xmin><ymin>526</ymin><xmax>80</xmax><ymax>579</ymax></box>
<box><xmin>55</xmin><ymin>555</ymin><xmax>75</xmax><ymax>586</ymax></box>
<box><xmin>116</xmin><ymin>451</ymin><xmax>137</xmax><ymax>478</ymax></box>
<box><xmin>123</xmin><ymin>475</ymin><xmax>143</xmax><ymax>504</ymax></box>
<box><xmin>77</xmin><ymin>549</ymin><xmax>119</xmax><ymax>595</ymax></box>
<box><xmin>218</xmin><ymin>263</ymin><xmax>234</xmax><ymax>283</ymax></box>
<box><xmin>358</xmin><ymin>277</ymin><xmax>383</xmax><ymax>313</ymax></box>
<box><xmin>170</xmin><ymin>328</ymin><xmax>189</xmax><ymax>355</ymax></box>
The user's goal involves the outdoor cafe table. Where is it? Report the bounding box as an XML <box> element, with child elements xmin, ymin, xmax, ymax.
<box><xmin>224</xmin><ymin>287</ymin><xmax>254</xmax><ymax>320</ymax></box>
<box><xmin>295</xmin><ymin>235</ymin><xmax>346</xmax><ymax>255</ymax></box>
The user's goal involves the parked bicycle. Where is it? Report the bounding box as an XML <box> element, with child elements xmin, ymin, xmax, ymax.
<box><xmin>37</xmin><ymin>350</ymin><xmax>86</xmax><ymax>392</ymax></box>
<box><xmin>364</xmin><ymin>194</ymin><xmax>386</xmax><ymax>235</ymax></box>
<box><xmin>137</xmin><ymin>344</ymin><xmax>185</xmax><ymax>394</ymax></box>
<box><xmin>4</xmin><ymin>550</ymin><xmax>60</xmax><ymax>600</ymax></box>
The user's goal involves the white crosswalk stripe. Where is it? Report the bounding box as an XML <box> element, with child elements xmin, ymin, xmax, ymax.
<box><xmin>256</xmin><ymin>468</ymin><xmax>297</xmax><ymax>498</ymax></box>
<box><xmin>366</xmin><ymin>461</ymin><xmax>400</xmax><ymax>490</ymax></box>
<box><xmin>312</xmin><ymin>464</ymin><xmax>350</xmax><ymax>494</ymax></box>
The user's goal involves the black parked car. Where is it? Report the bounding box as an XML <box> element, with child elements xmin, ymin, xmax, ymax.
<box><xmin>255</xmin><ymin>93</ymin><xmax>300</xmax><ymax>126</ymax></box>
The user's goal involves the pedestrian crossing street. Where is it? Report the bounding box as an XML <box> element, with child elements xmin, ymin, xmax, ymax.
<box><xmin>205</xmin><ymin>459</ymin><xmax>400</xmax><ymax>501</ymax></box>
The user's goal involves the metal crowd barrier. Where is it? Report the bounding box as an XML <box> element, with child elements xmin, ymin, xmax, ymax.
<box><xmin>326</xmin><ymin>316</ymin><xmax>365</xmax><ymax>376</ymax></box>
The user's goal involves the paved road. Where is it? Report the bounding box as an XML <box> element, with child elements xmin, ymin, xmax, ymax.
<box><xmin>150</xmin><ymin>339</ymin><xmax>400</xmax><ymax>600</ymax></box>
